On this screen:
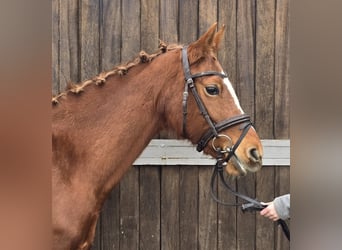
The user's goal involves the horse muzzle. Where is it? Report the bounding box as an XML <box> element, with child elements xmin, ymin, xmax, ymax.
<box><xmin>212</xmin><ymin>133</ymin><xmax>263</xmax><ymax>177</ymax></box>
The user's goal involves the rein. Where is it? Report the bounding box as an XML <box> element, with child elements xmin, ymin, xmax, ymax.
<box><xmin>181</xmin><ymin>46</ymin><xmax>290</xmax><ymax>241</ymax></box>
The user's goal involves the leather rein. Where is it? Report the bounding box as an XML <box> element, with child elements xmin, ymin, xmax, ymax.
<box><xmin>181</xmin><ymin>46</ymin><xmax>290</xmax><ymax>241</ymax></box>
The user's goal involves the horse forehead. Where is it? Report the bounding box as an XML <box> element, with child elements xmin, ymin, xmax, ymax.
<box><xmin>221</xmin><ymin>72</ymin><xmax>244</xmax><ymax>113</ymax></box>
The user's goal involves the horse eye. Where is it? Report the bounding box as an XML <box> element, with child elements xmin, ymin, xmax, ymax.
<box><xmin>205</xmin><ymin>85</ymin><xmax>220</xmax><ymax>96</ymax></box>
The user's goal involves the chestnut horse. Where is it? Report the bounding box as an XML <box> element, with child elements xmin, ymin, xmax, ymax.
<box><xmin>52</xmin><ymin>23</ymin><xmax>263</xmax><ymax>250</ymax></box>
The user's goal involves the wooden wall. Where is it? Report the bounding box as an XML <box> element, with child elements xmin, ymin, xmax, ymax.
<box><xmin>52</xmin><ymin>0</ymin><xmax>290</xmax><ymax>249</ymax></box>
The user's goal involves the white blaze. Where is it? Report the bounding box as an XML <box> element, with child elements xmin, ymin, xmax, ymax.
<box><xmin>222</xmin><ymin>73</ymin><xmax>244</xmax><ymax>113</ymax></box>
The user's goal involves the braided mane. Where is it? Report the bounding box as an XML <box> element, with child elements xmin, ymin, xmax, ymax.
<box><xmin>52</xmin><ymin>41</ymin><xmax>182</xmax><ymax>105</ymax></box>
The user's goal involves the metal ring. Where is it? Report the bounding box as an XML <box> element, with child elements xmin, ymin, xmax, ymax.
<box><xmin>211</xmin><ymin>134</ymin><xmax>233</xmax><ymax>152</ymax></box>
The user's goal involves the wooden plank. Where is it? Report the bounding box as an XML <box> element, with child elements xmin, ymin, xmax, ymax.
<box><xmin>178</xmin><ymin>4</ymin><xmax>199</xmax><ymax>250</ymax></box>
<box><xmin>118</xmin><ymin>2</ymin><xmax>140</xmax><ymax>248</ymax></box>
<box><xmin>79</xmin><ymin>2</ymin><xmax>102</xmax><ymax>248</ymax></box>
<box><xmin>101</xmin><ymin>0</ymin><xmax>122</xmax><ymax>71</ymax></box>
<box><xmin>159</xmin><ymin>0</ymin><xmax>178</xmax><ymax>42</ymax></box>
<box><xmin>119</xmin><ymin>167</ymin><xmax>139</xmax><ymax>250</ymax></box>
<box><xmin>80</xmin><ymin>0</ymin><xmax>100</xmax><ymax>81</ymax></box>
<box><xmin>158</xmin><ymin>0</ymin><xmax>178</xmax><ymax>139</ymax></box>
<box><xmin>97</xmin><ymin>2</ymin><xmax>122</xmax><ymax>249</ymax></box>
<box><xmin>157</xmin><ymin>3</ymin><xmax>181</xmax><ymax>248</ymax></box>
<box><xmin>198</xmin><ymin>5</ymin><xmax>218</xmax><ymax>250</ymax></box>
<box><xmin>59</xmin><ymin>0</ymin><xmax>79</xmax><ymax>90</ymax></box>
<box><xmin>179</xmin><ymin>166</ymin><xmax>198</xmax><ymax>250</ymax></box>
<box><xmin>141</xmin><ymin>0</ymin><xmax>159</xmax><ymax>53</ymax></box>
<box><xmin>275</xmin><ymin>1</ymin><xmax>290</xmax><ymax>248</ymax></box>
<box><xmin>218</xmin><ymin>0</ymin><xmax>237</xmax><ymax>90</ymax></box>
<box><xmin>179</xmin><ymin>0</ymin><xmax>198</xmax><ymax>44</ymax></box>
<box><xmin>217</xmin><ymin>175</ymin><xmax>238</xmax><ymax>250</ymax></box>
<box><xmin>236</xmin><ymin>0</ymin><xmax>256</xmax><ymax>118</ymax></box>
<box><xmin>100</xmin><ymin>186</ymin><xmax>120</xmax><ymax>250</ymax></box>
<box><xmin>139</xmin><ymin>166</ymin><xmax>161</xmax><ymax>250</ymax></box>
<box><xmin>161</xmin><ymin>167</ymin><xmax>180</xmax><ymax>250</ymax></box>
<box><xmin>255</xmin><ymin>0</ymin><xmax>275</xmax><ymax>138</ymax></box>
<box><xmin>199</xmin><ymin>0</ymin><xmax>217</xmax><ymax>35</ymax></box>
<box><xmin>133</xmin><ymin>139</ymin><xmax>290</xmax><ymax>166</ymax></box>
<box><xmin>121</xmin><ymin>0</ymin><xmax>140</xmax><ymax>61</ymax></box>
<box><xmin>275</xmin><ymin>166</ymin><xmax>290</xmax><ymax>250</ymax></box>
<box><xmin>255</xmin><ymin>0</ymin><xmax>276</xmax><ymax>249</ymax></box>
<box><xmin>215</xmin><ymin>5</ymin><xmax>238</xmax><ymax>247</ymax></box>
<box><xmin>52</xmin><ymin>0</ymin><xmax>59</xmax><ymax>95</ymax></box>
<box><xmin>275</xmin><ymin>0</ymin><xmax>290</xmax><ymax>139</ymax></box>
<box><xmin>256</xmin><ymin>167</ymin><xmax>275</xmax><ymax>249</ymax></box>
<box><xmin>236</xmin><ymin>173</ymin><xmax>256</xmax><ymax>249</ymax></box>
<box><xmin>236</xmin><ymin>1</ymin><xmax>256</xmax><ymax>247</ymax></box>
<box><xmin>199</xmin><ymin>166</ymin><xmax>217</xmax><ymax>250</ymax></box>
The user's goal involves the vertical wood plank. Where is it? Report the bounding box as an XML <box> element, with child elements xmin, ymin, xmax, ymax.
<box><xmin>178</xmin><ymin>4</ymin><xmax>199</xmax><ymax>250</ymax></box>
<box><xmin>217</xmin><ymin>1</ymin><xmax>238</xmax><ymax>249</ymax></box>
<box><xmin>199</xmin><ymin>0</ymin><xmax>218</xmax><ymax>35</ymax></box>
<box><xmin>179</xmin><ymin>167</ymin><xmax>199</xmax><ymax>250</ymax></box>
<box><xmin>236</xmin><ymin>0</ymin><xmax>256</xmax><ymax>117</ymax></box>
<box><xmin>198</xmin><ymin>4</ymin><xmax>218</xmax><ymax>250</ymax></box>
<box><xmin>179</xmin><ymin>0</ymin><xmax>199</xmax><ymax>44</ymax></box>
<box><xmin>100</xmin><ymin>187</ymin><xmax>120</xmax><ymax>250</ymax></box>
<box><xmin>52</xmin><ymin>0</ymin><xmax>59</xmax><ymax>95</ymax></box>
<box><xmin>119</xmin><ymin>2</ymin><xmax>140</xmax><ymax>250</ymax></box>
<box><xmin>256</xmin><ymin>167</ymin><xmax>275</xmax><ymax>250</ymax></box>
<box><xmin>96</xmin><ymin>2</ymin><xmax>122</xmax><ymax>249</ymax></box>
<box><xmin>140</xmin><ymin>166</ymin><xmax>161</xmax><ymax>250</ymax></box>
<box><xmin>59</xmin><ymin>0</ymin><xmax>79</xmax><ymax>90</ymax></box>
<box><xmin>120</xmin><ymin>167</ymin><xmax>140</xmax><ymax>250</ymax></box>
<box><xmin>121</xmin><ymin>0</ymin><xmax>141</xmax><ymax>61</ymax></box>
<box><xmin>101</xmin><ymin>0</ymin><xmax>122</xmax><ymax>71</ymax></box>
<box><xmin>140</xmin><ymin>7</ymin><xmax>161</xmax><ymax>250</ymax></box>
<box><xmin>274</xmin><ymin>0</ymin><xmax>290</xmax><ymax>139</ymax></box>
<box><xmin>79</xmin><ymin>2</ymin><xmax>102</xmax><ymax>248</ymax></box>
<box><xmin>236</xmin><ymin>1</ymin><xmax>256</xmax><ymax>249</ymax></box>
<box><xmin>275</xmin><ymin>1</ymin><xmax>290</xmax><ymax>248</ymax></box>
<box><xmin>159</xmin><ymin>0</ymin><xmax>178</xmax><ymax>42</ymax></box>
<box><xmin>161</xmin><ymin>167</ymin><xmax>180</xmax><ymax>250</ymax></box>
<box><xmin>199</xmin><ymin>166</ymin><xmax>217</xmax><ymax>250</ymax></box>
<box><xmin>218</xmin><ymin>0</ymin><xmax>237</xmax><ymax>89</ymax></box>
<box><xmin>236</xmin><ymin>174</ymin><xmax>256</xmax><ymax>250</ymax></box>
<box><xmin>80</xmin><ymin>0</ymin><xmax>100</xmax><ymax>81</ymax></box>
<box><xmin>158</xmin><ymin>3</ymin><xmax>180</xmax><ymax>250</ymax></box>
<box><xmin>255</xmin><ymin>0</ymin><xmax>275</xmax><ymax>137</ymax></box>
<box><xmin>141</xmin><ymin>0</ymin><xmax>159</xmax><ymax>53</ymax></box>
<box><xmin>217</xmin><ymin>177</ymin><xmax>238</xmax><ymax>250</ymax></box>
<box><xmin>255</xmin><ymin>0</ymin><xmax>276</xmax><ymax>249</ymax></box>
<box><xmin>275</xmin><ymin>166</ymin><xmax>290</xmax><ymax>250</ymax></box>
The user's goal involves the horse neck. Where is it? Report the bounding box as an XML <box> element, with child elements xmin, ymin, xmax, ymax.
<box><xmin>53</xmin><ymin>55</ymin><xmax>181</xmax><ymax>198</ymax></box>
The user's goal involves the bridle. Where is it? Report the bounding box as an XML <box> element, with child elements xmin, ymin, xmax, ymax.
<box><xmin>181</xmin><ymin>46</ymin><xmax>252</xmax><ymax>154</ymax></box>
<box><xmin>181</xmin><ymin>46</ymin><xmax>290</xmax><ymax>241</ymax></box>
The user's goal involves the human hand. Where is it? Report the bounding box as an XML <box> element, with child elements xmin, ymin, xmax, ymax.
<box><xmin>260</xmin><ymin>202</ymin><xmax>280</xmax><ymax>221</ymax></box>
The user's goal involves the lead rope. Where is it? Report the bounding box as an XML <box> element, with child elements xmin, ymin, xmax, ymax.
<box><xmin>211</xmin><ymin>150</ymin><xmax>290</xmax><ymax>241</ymax></box>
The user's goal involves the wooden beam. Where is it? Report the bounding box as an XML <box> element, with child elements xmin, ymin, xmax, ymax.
<box><xmin>133</xmin><ymin>139</ymin><xmax>290</xmax><ymax>166</ymax></box>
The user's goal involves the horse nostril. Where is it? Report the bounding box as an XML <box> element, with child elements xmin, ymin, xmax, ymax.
<box><xmin>248</xmin><ymin>148</ymin><xmax>261</xmax><ymax>163</ymax></box>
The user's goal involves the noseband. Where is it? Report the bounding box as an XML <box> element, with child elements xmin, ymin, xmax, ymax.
<box><xmin>181</xmin><ymin>46</ymin><xmax>290</xmax><ymax>241</ymax></box>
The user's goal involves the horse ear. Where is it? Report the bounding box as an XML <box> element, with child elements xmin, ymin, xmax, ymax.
<box><xmin>188</xmin><ymin>23</ymin><xmax>218</xmax><ymax>63</ymax></box>
<box><xmin>212</xmin><ymin>24</ymin><xmax>225</xmax><ymax>53</ymax></box>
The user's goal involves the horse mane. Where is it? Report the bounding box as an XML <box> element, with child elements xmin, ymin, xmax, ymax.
<box><xmin>52</xmin><ymin>41</ymin><xmax>182</xmax><ymax>105</ymax></box>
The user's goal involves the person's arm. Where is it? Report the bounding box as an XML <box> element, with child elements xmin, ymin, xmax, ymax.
<box><xmin>260</xmin><ymin>194</ymin><xmax>290</xmax><ymax>221</ymax></box>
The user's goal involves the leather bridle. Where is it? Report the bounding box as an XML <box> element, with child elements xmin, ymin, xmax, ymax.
<box><xmin>181</xmin><ymin>46</ymin><xmax>252</xmax><ymax>158</ymax></box>
<box><xmin>181</xmin><ymin>46</ymin><xmax>290</xmax><ymax>241</ymax></box>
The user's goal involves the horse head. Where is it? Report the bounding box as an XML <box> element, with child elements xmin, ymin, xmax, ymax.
<box><xmin>164</xmin><ymin>23</ymin><xmax>263</xmax><ymax>176</ymax></box>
